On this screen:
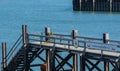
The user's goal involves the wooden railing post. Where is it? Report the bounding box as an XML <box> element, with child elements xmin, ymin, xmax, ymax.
<box><xmin>22</xmin><ymin>25</ymin><xmax>30</xmax><ymax>71</ymax></box>
<box><xmin>2</xmin><ymin>42</ymin><xmax>7</xmax><ymax>71</ymax></box>
<box><xmin>103</xmin><ymin>33</ymin><xmax>110</xmax><ymax>71</ymax></box>
<box><xmin>45</xmin><ymin>27</ymin><xmax>50</xmax><ymax>41</ymax></box>
<box><xmin>72</xmin><ymin>30</ymin><xmax>78</xmax><ymax>71</ymax></box>
<box><xmin>72</xmin><ymin>30</ymin><xmax>78</xmax><ymax>48</ymax></box>
<box><xmin>72</xmin><ymin>30</ymin><xmax>78</xmax><ymax>39</ymax></box>
<box><xmin>103</xmin><ymin>33</ymin><xmax>109</xmax><ymax>44</ymax></box>
<box><xmin>22</xmin><ymin>25</ymin><xmax>28</xmax><ymax>46</ymax></box>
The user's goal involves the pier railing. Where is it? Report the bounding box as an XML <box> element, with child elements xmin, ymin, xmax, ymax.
<box><xmin>29</xmin><ymin>33</ymin><xmax>120</xmax><ymax>52</ymax></box>
<box><xmin>5</xmin><ymin>32</ymin><xmax>120</xmax><ymax>66</ymax></box>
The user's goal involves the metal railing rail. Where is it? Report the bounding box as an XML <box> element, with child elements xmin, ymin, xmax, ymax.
<box><xmin>6</xmin><ymin>35</ymin><xmax>22</xmax><ymax>64</ymax></box>
<box><xmin>28</xmin><ymin>33</ymin><xmax>120</xmax><ymax>52</ymax></box>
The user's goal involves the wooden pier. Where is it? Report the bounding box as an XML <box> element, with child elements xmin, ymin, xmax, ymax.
<box><xmin>73</xmin><ymin>0</ymin><xmax>120</xmax><ymax>12</ymax></box>
<box><xmin>1</xmin><ymin>25</ymin><xmax>120</xmax><ymax>71</ymax></box>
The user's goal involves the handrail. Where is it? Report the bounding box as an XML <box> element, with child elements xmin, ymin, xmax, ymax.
<box><xmin>108</xmin><ymin>39</ymin><xmax>120</xmax><ymax>43</ymax></box>
<box><xmin>29</xmin><ymin>34</ymin><xmax>73</xmax><ymax>41</ymax></box>
<box><xmin>6</xmin><ymin>35</ymin><xmax>22</xmax><ymax>61</ymax></box>
<box><xmin>54</xmin><ymin>33</ymin><xmax>71</xmax><ymax>37</ymax></box>
<box><xmin>77</xmin><ymin>36</ymin><xmax>103</xmax><ymax>41</ymax></box>
<box><xmin>29</xmin><ymin>33</ymin><xmax>120</xmax><ymax>52</ymax></box>
<box><xmin>54</xmin><ymin>33</ymin><xmax>103</xmax><ymax>41</ymax></box>
<box><xmin>29</xmin><ymin>33</ymin><xmax>120</xmax><ymax>45</ymax></box>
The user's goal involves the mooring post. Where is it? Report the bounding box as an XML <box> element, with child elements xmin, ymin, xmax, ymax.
<box><xmin>22</xmin><ymin>25</ymin><xmax>28</xmax><ymax>45</ymax></box>
<box><xmin>45</xmin><ymin>27</ymin><xmax>50</xmax><ymax>42</ymax></box>
<box><xmin>2</xmin><ymin>42</ymin><xmax>7</xmax><ymax>71</ymax></box>
<box><xmin>72</xmin><ymin>30</ymin><xmax>78</xmax><ymax>71</ymax></box>
<box><xmin>103</xmin><ymin>33</ymin><xmax>110</xmax><ymax>71</ymax></box>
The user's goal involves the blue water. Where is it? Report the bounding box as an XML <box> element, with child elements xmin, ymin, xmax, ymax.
<box><xmin>0</xmin><ymin>0</ymin><xmax>120</xmax><ymax>70</ymax></box>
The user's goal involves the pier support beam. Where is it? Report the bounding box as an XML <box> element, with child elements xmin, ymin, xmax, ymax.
<box><xmin>50</xmin><ymin>50</ymin><xmax>55</xmax><ymax>71</ymax></box>
<box><xmin>46</xmin><ymin>49</ymin><xmax>50</xmax><ymax>71</ymax></box>
<box><xmin>111</xmin><ymin>62</ymin><xmax>120</xmax><ymax>71</ymax></box>
<box><xmin>24</xmin><ymin>50</ymin><xmax>30</xmax><ymax>71</ymax></box>
<box><xmin>46</xmin><ymin>49</ymin><xmax>55</xmax><ymax>71</ymax></box>
<box><xmin>117</xmin><ymin>62</ymin><xmax>120</xmax><ymax>71</ymax></box>
<box><xmin>80</xmin><ymin>55</ymin><xmax>85</xmax><ymax>71</ymax></box>
<box><xmin>104</xmin><ymin>62</ymin><xmax>109</xmax><ymax>71</ymax></box>
<box><xmin>103</xmin><ymin>33</ymin><xmax>110</xmax><ymax>71</ymax></box>
<box><xmin>73</xmin><ymin>54</ymin><xmax>78</xmax><ymax>71</ymax></box>
<box><xmin>2</xmin><ymin>42</ymin><xmax>7</xmax><ymax>71</ymax></box>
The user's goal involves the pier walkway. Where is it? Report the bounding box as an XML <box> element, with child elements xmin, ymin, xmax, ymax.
<box><xmin>1</xmin><ymin>25</ymin><xmax>120</xmax><ymax>71</ymax></box>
